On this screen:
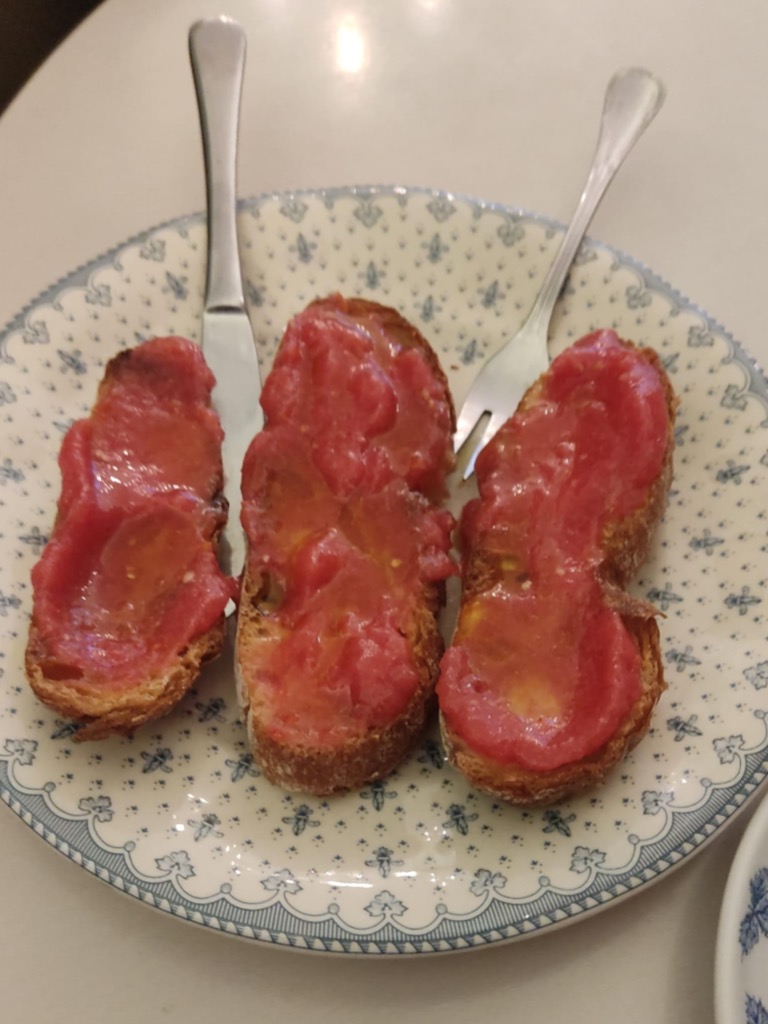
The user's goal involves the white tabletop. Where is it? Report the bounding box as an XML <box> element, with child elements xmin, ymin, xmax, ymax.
<box><xmin>1</xmin><ymin>1</ymin><xmax>766</xmax><ymax>1020</ymax></box>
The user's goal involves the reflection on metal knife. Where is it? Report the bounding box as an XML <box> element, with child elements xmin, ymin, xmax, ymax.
<box><xmin>189</xmin><ymin>16</ymin><xmax>263</xmax><ymax>582</ymax></box>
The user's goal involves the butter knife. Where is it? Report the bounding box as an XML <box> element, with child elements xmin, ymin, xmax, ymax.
<box><xmin>189</xmin><ymin>17</ymin><xmax>263</xmax><ymax>581</ymax></box>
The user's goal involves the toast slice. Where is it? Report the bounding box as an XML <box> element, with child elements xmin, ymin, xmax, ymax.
<box><xmin>235</xmin><ymin>295</ymin><xmax>456</xmax><ymax>794</ymax></box>
<box><xmin>438</xmin><ymin>330</ymin><xmax>677</xmax><ymax>804</ymax></box>
<box><xmin>25</xmin><ymin>337</ymin><xmax>234</xmax><ymax>740</ymax></box>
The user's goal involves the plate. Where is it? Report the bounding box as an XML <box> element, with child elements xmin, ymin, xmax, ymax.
<box><xmin>716</xmin><ymin>792</ymin><xmax>768</xmax><ymax>1023</ymax></box>
<box><xmin>1</xmin><ymin>185</ymin><xmax>767</xmax><ymax>956</ymax></box>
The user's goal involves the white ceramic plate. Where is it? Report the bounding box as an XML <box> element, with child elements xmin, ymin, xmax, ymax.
<box><xmin>1</xmin><ymin>186</ymin><xmax>767</xmax><ymax>955</ymax></box>
<box><xmin>716</xmin><ymin>792</ymin><xmax>768</xmax><ymax>1023</ymax></box>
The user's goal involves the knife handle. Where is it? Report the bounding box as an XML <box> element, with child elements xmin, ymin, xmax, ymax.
<box><xmin>189</xmin><ymin>17</ymin><xmax>247</xmax><ymax>312</ymax></box>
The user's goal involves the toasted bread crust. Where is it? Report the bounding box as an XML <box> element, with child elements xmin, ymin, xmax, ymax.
<box><xmin>26</xmin><ymin>616</ymin><xmax>226</xmax><ymax>740</ymax></box>
<box><xmin>440</xmin><ymin>340</ymin><xmax>677</xmax><ymax>804</ymax></box>
<box><xmin>440</xmin><ymin>616</ymin><xmax>664</xmax><ymax>805</ymax></box>
<box><xmin>236</xmin><ymin>570</ymin><xmax>445</xmax><ymax>795</ymax></box>
<box><xmin>236</xmin><ymin>297</ymin><xmax>455</xmax><ymax>795</ymax></box>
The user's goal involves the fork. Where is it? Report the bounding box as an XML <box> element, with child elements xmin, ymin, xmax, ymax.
<box><xmin>454</xmin><ymin>67</ymin><xmax>665</xmax><ymax>479</ymax></box>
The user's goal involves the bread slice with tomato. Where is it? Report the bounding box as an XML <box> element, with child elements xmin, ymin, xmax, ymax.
<box><xmin>437</xmin><ymin>330</ymin><xmax>677</xmax><ymax>805</ymax></box>
<box><xmin>25</xmin><ymin>337</ymin><xmax>234</xmax><ymax>739</ymax></box>
<box><xmin>235</xmin><ymin>295</ymin><xmax>457</xmax><ymax>794</ymax></box>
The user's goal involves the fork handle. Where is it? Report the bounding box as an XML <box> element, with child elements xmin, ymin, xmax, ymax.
<box><xmin>524</xmin><ymin>68</ymin><xmax>665</xmax><ymax>338</ymax></box>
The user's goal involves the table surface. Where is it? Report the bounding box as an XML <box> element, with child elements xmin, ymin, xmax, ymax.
<box><xmin>1</xmin><ymin>2</ymin><xmax>766</xmax><ymax>1021</ymax></box>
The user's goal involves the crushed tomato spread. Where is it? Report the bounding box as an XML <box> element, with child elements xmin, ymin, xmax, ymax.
<box><xmin>437</xmin><ymin>330</ymin><xmax>670</xmax><ymax>771</ymax></box>
<box><xmin>240</xmin><ymin>295</ymin><xmax>456</xmax><ymax>747</ymax></box>
<box><xmin>30</xmin><ymin>337</ymin><xmax>234</xmax><ymax>687</ymax></box>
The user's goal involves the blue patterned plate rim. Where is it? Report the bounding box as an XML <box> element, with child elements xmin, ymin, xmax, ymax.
<box><xmin>1</xmin><ymin>184</ymin><xmax>767</xmax><ymax>956</ymax></box>
<box><xmin>2</xmin><ymin>181</ymin><xmax>766</xmax><ymax>393</ymax></box>
<box><xmin>3</xmin><ymin>182</ymin><xmax>764</xmax><ymax>380</ymax></box>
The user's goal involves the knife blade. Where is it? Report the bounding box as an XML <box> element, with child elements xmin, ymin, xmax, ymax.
<box><xmin>189</xmin><ymin>17</ymin><xmax>263</xmax><ymax>581</ymax></box>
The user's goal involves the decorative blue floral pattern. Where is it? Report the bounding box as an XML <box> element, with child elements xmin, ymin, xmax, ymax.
<box><xmin>1</xmin><ymin>186</ymin><xmax>768</xmax><ymax>956</ymax></box>
<box><xmin>747</xmin><ymin>995</ymin><xmax>768</xmax><ymax>1024</ymax></box>
<box><xmin>740</xmin><ymin>868</ymin><xmax>768</xmax><ymax>956</ymax></box>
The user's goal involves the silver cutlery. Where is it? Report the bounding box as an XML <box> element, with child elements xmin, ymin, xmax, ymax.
<box><xmin>454</xmin><ymin>67</ymin><xmax>665</xmax><ymax>479</ymax></box>
<box><xmin>189</xmin><ymin>16</ymin><xmax>263</xmax><ymax>581</ymax></box>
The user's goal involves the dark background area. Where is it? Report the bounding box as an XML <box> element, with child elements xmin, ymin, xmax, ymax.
<box><xmin>0</xmin><ymin>0</ymin><xmax>104</xmax><ymax>114</ymax></box>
